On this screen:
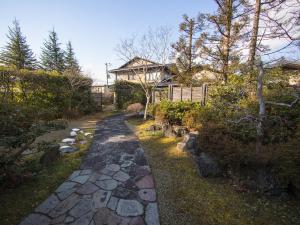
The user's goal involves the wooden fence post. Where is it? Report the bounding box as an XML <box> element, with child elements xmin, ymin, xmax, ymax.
<box><xmin>190</xmin><ymin>85</ymin><xmax>193</xmax><ymax>102</ymax></box>
<box><xmin>180</xmin><ymin>84</ymin><xmax>183</xmax><ymax>101</ymax></box>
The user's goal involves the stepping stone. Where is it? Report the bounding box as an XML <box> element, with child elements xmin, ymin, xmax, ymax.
<box><xmin>66</xmin><ymin>216</ymin><xmax>75</xmax><ymax>223</ymax></box>
<box><xmin>81</xmin><ymin>169</ymin><xmax>92</xmax><ymax>175</ymax></box>
<box><xmin>113</xmin><ymin>171</ymin><xmax>130</xmax><ymax>182</ymax></box>
<box><xmin>60</xmin><ymin>145</ymin><xmax>78</xmax><ymax>153</ymax></box>
<box><xmin>112</xmin><ymin>187</ymin><xmax>137</xmax><ymax>199</ymax></box>
<box><xmin>70</xmin><ymin>131</ymin><xmax>77</xmax><ymax>137</ymax></box>
<box><xmin>116</xmin><ymin>199</ymin><xmax>144</xmax><ymax>217</ymax></box>
<box><xmin>69</xmin><ymin>170</ymin><xmax>81</xmax><ymax>180</ymax></box>
<box><xmin>84</xmin><ymin>132</ymin><xmax>92</xmax><ymax>136</ymax></box>
<box><xmin>130</xmin><ymin>217</ymin><xmax>146</xmax><ymax>225</ymax></box>
<box><xmin>56</xmin><ymin>181</ymin><xmax>77</xmax><ymax>193</ymax></box>
<box><xmin>76</xmin><ymin>182</ymin><xmax>99</xmax><ymax>195</ymax></box>
<box><xmin>72</xmin><ymin>128</ymin><xmax>80</xmax><ymax>132</ymax></box>
<box><xmin>19</xmin><ymin>213</ymin><xmax>51</xmax><ymax>225</ymax></box>
<box><xmin>95</xmin><ymin>179</ymin><xmax>118</xmax><ymax>190</ymax></box>
<box><xmin>121</xmin><ymin>160</ymin><xmax>133</xmax><ymax>168</ymax></box>
<box><xmin>70</xmin><ymin>175</ymin><xmax>90</xmax><ymax>184</ymax></box>
<box><xmin>51</xmin><ymin>214</ymin><xmax>65</xmax><ymax>224</ymax></box>
<box><xmin>70</xmin><ymin>211</ymin><xmax>94</xmax><ymax>225</ymax></box>
<box><xmin>135</xmin><ymin>175</ymin><xmax>154</xmax><ymax>189</ymax></box>
<box><xmin>107</xmin><ymin>196</ymin><xmax>119</xmax><ymax>210</ymax></box>
<box><xmin>69</xmin><ymin>199</ymin><xmax>93</xmax><ymax>218</ymax></box>
<box><xmin>57</xmin><ymin>187</ymin><xmax>77</xmax><ymax>200</ymax></box>
<box><xmin>94</xmin><ymin>207</ymin><xmax>121</xmax><ymax>225</ymax></box>
<box><xmin>62</xmin><ymin>138</ymin><xmax>76</xmax><ymax>144</ymax></box>
<box><xmin>92</xmin><ymin>189</ymin><xmax>111</xmax><ymax>208</ymax></box>
<box><xmin>138</xmin><ymin>189</ymin><xmax>156</xmax><ymax>202</ymax></box>
<box><xmin>106</xmin><ymin>164</ymin><xmax>121</xmax><ymax>172</ymax></box>
<box><xmin>145</xmin><ymin>203</ymin><xmax>160</xmax><ymax>225</ymax></box>
<box><xmin>49</xmin><ymin>194</ymin><xmax>80</xmax><ymax>218</ymax></box>
<box><xmin>35</xmin><ymin>194</ymin><xmax>60</xmax><ymax>214</ymax></box>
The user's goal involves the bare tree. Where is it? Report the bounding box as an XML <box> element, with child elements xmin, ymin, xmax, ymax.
<box><xmin>115</xmin><ymin>27</ymin><xmax>172</xmax><ymax>119</ymax></box>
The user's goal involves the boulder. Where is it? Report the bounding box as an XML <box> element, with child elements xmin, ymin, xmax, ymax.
<box><xmin>62</xmin><ymin>138</ymin><xmax>76</xmax><ymax>144</ymax></box>
<box><xmin>72</xmin><ymin>128</ymin><xmax>80</xmax><ymax>132</ymax></box>
<box><xmin>59</xmin><ymin>145</ymin><xmax>78</xmax><ymax>154</ymax></box>
<box><xmin>40</xmin><ymin>143</ymin><xmax>61</xmax><ymax>166</ymax></box>
<box><xmin>196</xmin><ymin>152</ymin><xmax>221</xmax><ymax>177</ymax></box>
<box><xmin>145</xmin><ymin>124</ymin><xmax>162</xmax><ymax>132</ymax></box>
<box><xmin>172</xmin><ymin>125</ymin><xmax>188</xmax><ymax>137</ymax></box>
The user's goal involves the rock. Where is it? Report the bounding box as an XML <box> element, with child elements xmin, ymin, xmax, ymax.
<box><xmin>72</xmin><ymin>128</ymin><xmax>80</xmax><ymax>132</ymax></box>
<box><xmin>145</xmin><ymin>124</ymin><xmax>161</xmax><ymax>132</ymax></box>
<box><xmin>76</xmin><ymin>182</ymin><xmax>99</xmax><ymax>195</ymax></box>
<box><xmin>135</xmin><ymin>175</ymin><xmax>154</xmax><ymax>189</ymax></box>
<box><xmin>69</xmin><ymin>199</ymin><xmax>93</xmax><ymax>218</ymax></box>
<box><xmin>138</xmin><ymin>189</ymin><xmax>156</xmax><ymax>202</ymax></box>
<box><xmin>40</xmin><ymin>143</ymin><xmax>61</xmax><ymax>166</ymax></box>
<box><xmin>81</xmin><ymin>169</ymin><xmax>93</xmax><ymax>175</ymax></box>
<box><xmin>116</xmin><ymin>199</ymin><xmax>144</xmax><ymax>217</ymax></box>
<box><xmin>55</xmin><ymin>181</ymin><xmax>76</xmax><ymax>192</ymax></box>
<box><xmin>112</xmin><ymin>187</ymin><xmax>137</xmax><ymax>199</ymax></box>
<box><xmin>70</xmin><ymin>131</ymin><xmax>77</xmax><ymax>137</ymax></box>
<box><xmin>129</xmin><ymin>217</ymin><xmax>146</xmax><ymax>225</ymax></box>
<box><xmin>70</xmin><ymin>211</ymin><xmax>94</xmax><ymax>225</ymax></box>
<box><xmin>196</xmin><ymin>152</ymin><xmax>221</xmax><ymax>177</ymax></box>
<box><xmin>92</xmin><ymin>189</ymin><xmax>111</xmax><ymax>208</ymax></box>
<box><xmin>113</xmin><ymin>171</ymin><xmax>130</xmax><ymax>182</ymax></box>
<box><xmin>94</xmin><ymin>207</ymin><xmax>121</xmax><ymax>225</ymax></box>
<box><xmin>84</xmin><ymin>132</ymin><xmax>92</xmax><ymax>137</ymax></box>
<box><xmin>95</xmin><ymin>179</ymin><xmax>118</xmax><ymax>191</ymax></box>
<box><xmin>49</xmin><ymin>194</ymin><xmax>80</xmax><ymax>218</ymax></box>
<box><xmin>176</xmin><ymin>142</ymin><xmax>187</xmax><ymax>151</ymax></box>
<box><xmin>106</xmin><ymin>164</ymin><xmax>121</xmax><ymax>172</ymax></box>
<box><xmin>70</xmin><ymin>175</ymin><xmax>90</xmax><ymax>184</ymax></box>
<box><xmin>145</xmin><ymin>203</ymin><xmax>160</xmax><ymax>225</ymax></box>
<box><xmin>62</xmin><ymin>138</ymin><xmax>76</xmax><ymax>144</ymax></box>
<box><xmin>60</xmin><ymin>145</ymin><xmax>78</xmax><ymax>154</ymax></box>
<box><xmin>19</xmin><ymin>213</ymin><xmax>51</xmax><ymax>225</ymax></box>
<box><xmin>107</xmin><ymin>196</ymin><xmax>119</xmax><ymax>210</ymax></box>
<box><xmin>35</xmin><ymin>194</ymin><xmax>60</xmax><ymax>214</ymax></box>
<box><xmin>172</xmin><ymin>125</ymin><xmax>188</xmax><ymax>137</ymax></box>
<box><xmin>164</xmin><ymin>128</ymin><xmax>176</xmax><ymax>138</ymax></box>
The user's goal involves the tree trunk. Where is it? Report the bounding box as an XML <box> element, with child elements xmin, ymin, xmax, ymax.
<box><xmin>248</xmin><ymin>0</ymin><xmax>261</xmax><ymax>71</ymax></box>
<box><xmin>144</xmin><ymin>94</ymin><xmax>150</xmax><ymax>120</ymax></box>
<box><xmin>256</xmin><ymin>61</ymin><xmax>265</xmax><ymax>152</ymax></box>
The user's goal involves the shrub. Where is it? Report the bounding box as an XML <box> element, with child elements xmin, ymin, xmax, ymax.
<box><xmin>114</xmin><ymin>81</ymin><xmax>146</xmax><ymax>109</ymax></box>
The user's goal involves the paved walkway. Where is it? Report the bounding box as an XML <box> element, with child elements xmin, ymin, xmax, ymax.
<box><xmin>20</xmin><ymin>115</ymin><xmax>160</xmax><ymax>225</ymax></box>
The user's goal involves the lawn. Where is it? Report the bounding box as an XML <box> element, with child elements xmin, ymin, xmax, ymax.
<box><xmin>0</xmin><ymin>111</ymin><xmax>113</xmax><ymax>225</ymax></box>
<box><xmin>127</xmin><ymin>118</ymin><xmax>300</xmax><ymax>225</ymax></box>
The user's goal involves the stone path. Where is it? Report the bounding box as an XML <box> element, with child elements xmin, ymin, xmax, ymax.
<box><xmin>20</xmin><ymin>115</ymin><xmax>160</xmax><ymax>225</ymax></box>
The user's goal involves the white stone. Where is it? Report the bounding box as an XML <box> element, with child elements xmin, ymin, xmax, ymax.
<box><xmin>72</xmin><ymin>128</ymin><xmax>80</xmax><ymax>132</ymax></box>
<box><xmin>62</xmin><ymin>138</ymin><xmax>76</xmax><ymax>144</ymax></box>
<box><xmin>145</xmin><ymin>203</ymin><xmax>160</xmax><ymax>225</ymax></box>
<box><xmin>70</xmin><ymin>131</ymin><xmax>77</xmax><ymax>137</ymax></box>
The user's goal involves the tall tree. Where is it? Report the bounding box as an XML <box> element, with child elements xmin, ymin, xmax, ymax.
<box><xmin>65</xmin><ymin>41</ymin><xmax>80</xmax><ymax>71</ymax></box>
<box><xmin>40</xmin><ymin>29</ymin><xmax>65</xmax><ymax>73</ymax></box>
<box><xmin>197</xmin><ymin>0</ymin><xmax>250</xmax><ymax>82</ymax></box>
<box><xmin>0</xmin><ymin>19</ymin><xmax>36</xmax><ymax>69</ymax></box>
<box><xmin>172</xmin><ymin>14</ymin><xmax>203</xmax><ymax>85</ymax></box>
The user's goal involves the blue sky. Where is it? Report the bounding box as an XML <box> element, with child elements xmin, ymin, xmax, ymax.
<box><xmin>1</xmin><ymin>0</ymin><xmax>216</xmax><ymax>84</ymax></box>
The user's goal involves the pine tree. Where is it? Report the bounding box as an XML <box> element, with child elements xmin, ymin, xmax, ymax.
<box><xmin>172</xmin><ymin>14</ymin><xmax>203</xmax><ymax>85</ymax></box>
<box><xmin>0</xmin><ymin>19</ymin><xmax>36</xmax><ymax>69</ymax></box>
<box><xmin>40</xmin><ymin>29</ymin><xmax>65</xmax><ymax>73</ymax></box>
<box><xmin>65</xmin><ymin>41</ymin><xmax>80</xmax><ymax>71</ymax></box>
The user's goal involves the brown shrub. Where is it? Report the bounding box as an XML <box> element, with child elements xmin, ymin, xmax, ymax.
<box><xmin>126</xmin><ymin>103</ymin><xmax>144</xmax><ymax>113</ymax></box>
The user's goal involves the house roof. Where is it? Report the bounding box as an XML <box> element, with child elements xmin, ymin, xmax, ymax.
<box><xmin>109</xmin><ymin>56</ymin><xmax>175</xmax><ymax>73</ymax></box>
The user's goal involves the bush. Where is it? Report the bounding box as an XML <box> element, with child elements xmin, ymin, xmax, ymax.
<box><xmin>114</xmin><ymin>81</ymin><xmax>146</xmax><ymax>109</ymax></box>
<box><xmin>126</xmin><ymin>103</ymin><xmax>144</xmax><ymax>113</ymax></box>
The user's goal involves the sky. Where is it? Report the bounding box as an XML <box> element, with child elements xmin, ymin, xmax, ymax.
<box><xmin>1</xmin><ymin>0</ymin><xmax>216</xmax><ymax>84</ymax></box>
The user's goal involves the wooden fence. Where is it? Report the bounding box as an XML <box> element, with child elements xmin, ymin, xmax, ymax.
<box><xmin>153</xmin><ymin>84</ymin><xmax>208</xmax><ymax>104</ymax></box>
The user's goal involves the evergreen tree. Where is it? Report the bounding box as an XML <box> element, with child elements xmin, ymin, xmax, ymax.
<box><xmin>172</xmin><ymin>14</ymin><xmax>203</xmax><ymax>85</ymax></box>
<box><xmin>0</xmin><ymin>19</ymin><xmax>36</xmax><ymax>69</ymax></box>
<box><xmin>65</xmin><ymin>41</ymin><xmax>80</xmax><ymax>71</ymax></box>
<box><xmin>40</xmin><ymin>29</ymin><xmax>65</xmax><ymax>73</ymax></box>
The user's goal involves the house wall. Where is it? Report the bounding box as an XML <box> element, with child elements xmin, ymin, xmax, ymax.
<box><xmin>116</xmin><ymin>70</ymin><xmax>167</xmax><ymax>84</ymax></box>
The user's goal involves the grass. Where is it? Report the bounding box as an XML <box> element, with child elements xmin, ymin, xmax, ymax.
<box><xmin>0</xmin><ymin>111</ymin><xmax>113</xmax><ymax>225</ymax></box>
<box><xmin>127</xmin><ymin>118</ymin><xmax>300</xmax><ymax>225</ymax></box>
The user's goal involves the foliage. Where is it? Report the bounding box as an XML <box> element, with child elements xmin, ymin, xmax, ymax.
<box><xmin>40</xmin><ymin>29</ymin><xmax>65</xmax><ymax>73</ymax></box>
<box><xmin>0</xmin><ymin>19</ymin><xmax>36</xmax><ymax>69</ymax></box>
<box><xmin>114</xmin><ymin>80</ymin><xmax>146</xmax><ymax>109</ymax></box>
<box><xmin>64</xmin><ymin>41</ymin><xmax>80</xmax><ymax>72</ymax></box>
<box><xmin>126</xmin><ymin>103</ymin><xmax>144</xmax><ymax>113</ymax></box>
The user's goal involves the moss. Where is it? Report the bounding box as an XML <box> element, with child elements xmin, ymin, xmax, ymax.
<box><xmin>128</xmin><ymin>118</ymin><xmax>300</xmax><ymax>225</ymax></box>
